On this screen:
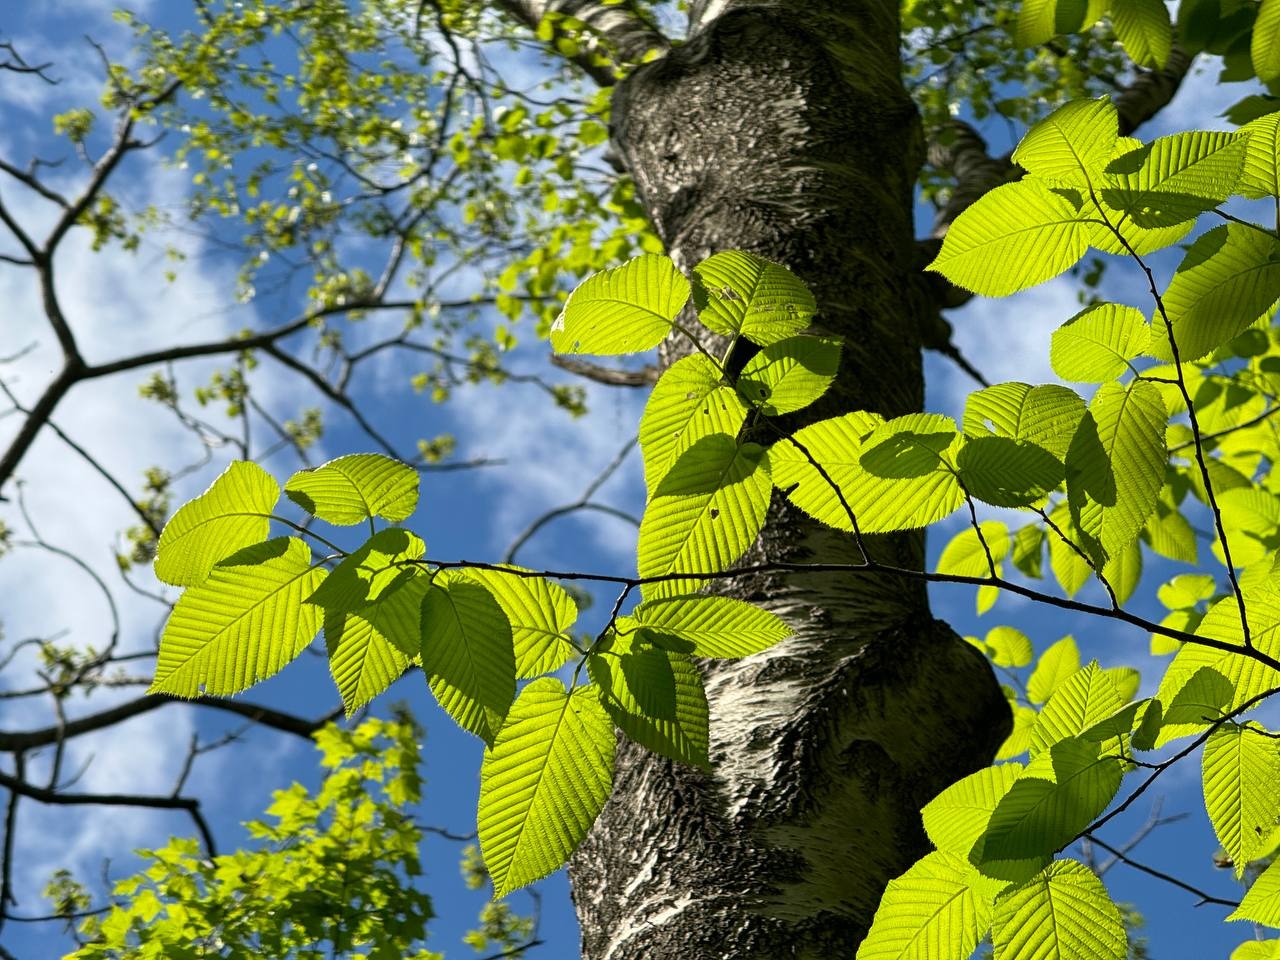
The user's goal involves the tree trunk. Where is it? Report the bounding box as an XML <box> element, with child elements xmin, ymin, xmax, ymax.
<box><xmin>567</xmin><ymin>4</ymin><xmax>1011</xmax><ymax>957</ymax></box>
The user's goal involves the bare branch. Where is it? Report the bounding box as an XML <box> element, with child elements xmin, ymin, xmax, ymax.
<box><xmin>1114</xmin><ymin>47</ymin><xmax>1194</xmax><ymax>137</ymax></box>
<box><xmin>549</xmin><ymin>354</ymin><xmax>658</xmax><ymax>387</ymax></box>
<box><xmin>0</xmin><ymin>694</ymin><xmax>342</xmax><ymax>752</ymax></box>
<box><xmin>0</xmin><ymin>767</ymin><xmax>218</xmax><ymax>857</ymax></box>
<box><xmin>492</xmin><ymin>0</ymin><xmax>670</xmax><ymax>85</ymax></box>
<box><xmin>1083</xmin><ymin>832</ymin><xmax>1237</xmax><ymax>908</ymax></box>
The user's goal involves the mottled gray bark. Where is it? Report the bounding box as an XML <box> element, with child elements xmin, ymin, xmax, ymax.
<box><xmin>567</xmin><ymin>3</ymin><xmax>1010</xmax><ymax>958</ymax></box>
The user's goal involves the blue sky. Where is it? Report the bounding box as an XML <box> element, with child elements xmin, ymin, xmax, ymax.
<box><xmin>0</xmin><ymin>1</ymin><xmax>1273</xmax><ymax>958</ymax></box>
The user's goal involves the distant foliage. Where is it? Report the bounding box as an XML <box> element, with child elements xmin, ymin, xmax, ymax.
<box><xmin>61</xmin><ymin>712</ymin><xmax>529</xmax><ymax>959</ymax></box>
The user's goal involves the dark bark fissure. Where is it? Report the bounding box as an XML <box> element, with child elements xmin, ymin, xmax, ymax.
<box><xmin>568</xmin><ymin>4</ymin><xmax>1010</xmax><ymax>959</ymax></box>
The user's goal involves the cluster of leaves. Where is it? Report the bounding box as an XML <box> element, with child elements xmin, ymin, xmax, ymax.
<box><xmin>118</xmin><ymin>0</ymin><xmax>658</xmax><ymax>340</ymax></box>
<box><xmin>147</xmin><ymin>352</ymin><xmax>796</xmax><ymax>899</ymax></box>
<box><xmin>1009</xmin><ymin>0</ymin><xmax>1280</xmax><ymax>121</ymax></box>
<box><xmin>143</xmin><ymin>61</ymin><xmax>1280</xmax><ymax>952</ymax></box>
<box><xmin>847</xmin><ymin>96</ymin><xmax>1280</xmax><ymax>958</ymax></box>
<box><xmin>59</xmin><ymin>711</ymin><xmax>527</xmax><ymax>959</ymax></box>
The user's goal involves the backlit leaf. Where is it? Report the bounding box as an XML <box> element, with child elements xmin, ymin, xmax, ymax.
<box><xmin>459</xmin><ymin>567</ymin><xmax>578</xmax><ymax>678</ymax></box>
<box><xmin>1203</xmin><ymin>722</ymin><xmax>1280</xmax><ymax>876</ymax></box>
<box><xmin>991</xmin><ymin>859</ymin><xmax>1126</xmax><ymax>960</ymax></box>
<box><xmin>478</xmin><ymin>678</ymin><xmax>614</xmax><ymax>897</ymax></box>
<box><xmin>154</xmin><ymin>461</ymin><xmax>279</xmax><ymax>586</ymax></box>
<box><xmin>152</xmin><ymin>537</ymin><xmax>324</xmax><ymax>697</ymax></box>
<box><xmin>1049</xmin><ymin>302</ymin><xmax>1149</xmax><ymax>383</ymax></box>
<box><xmin>630</xmin><ymin>594</ymin><xmax>791</xmax><ymax>658</ymax></box>
<box><xmin>927</xmin><ymin>180</ymin><xmax>1089</xmax><ymax>297</ymax></box>
<box><xmin>588</xmin><ymin>630</ymin><xmax>709</xmax><ymax>767</ymax></box>
<box><xmin>638</xmin><ymin>436</ymin><xmax>771</xmax><ymax>600</ymax></box>
<box><xmin>422</xmin><ymin>573</ymin><xmax>516</xmax><ymax>744</ymax></box>
<box><xmin>639</xmin><ymin>354</ymin><xmax>748</xmax><ymax>495</ymax></box>
<box><xmin>550</xmin><ymin>254</ymin><xmax>689</xmax><ymax>355</ymax></box>
<box><xmin>736</xmin><ymin>335</ymin><xmax>841</xmax><ymax>416</ymax></box>
<box><xmin>1154</xmin><ymin>224</ymin><xmax>1280</xmax><ymax>362</ymax></box>
<box><xmin>284</xmin><ymin>453</ymin><xmax>419</xmax><ymax>525</ymax></box>
<box><xmin>692</xmin><ymin>251</ymin><xmax>816</xmax><ymax>345</ymax></box>
<box><xmin>856</xmin><ymin>851</ymin><xmax>992</xmax><ymax>960</ymax></box>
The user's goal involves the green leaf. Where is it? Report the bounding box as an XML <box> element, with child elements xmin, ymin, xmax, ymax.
<box><xmin>1217</xmin><ymin>487</ymin><xmax>1280</xmax><ymax>567</ymax></box>
<box><xmin>1239</xmin><ymin>112</ymin><xmax>1280</xmax><ymax>199</ymax></box>
<box><xmin>937</xmin><ymin>522</ymin><xmax>1010</xmax><ymax>578</ymax></box>
<box><xmin>151</xmin><ymin>537</ymin><xmax>324</xmax><ymax>697</ymax></box>
<box><xmin>1000</xmin><ymin>703</ymin><xmax>1040</xmax><ymax>761</ymax></box>
<box><xmin>1016</xmin><ymin>0</ymin><xmax>1089</xmax><ymax>46</ymax></box>
<box><xmin>1047</xmin><ymin>505</ymin><xmax>1094</xmax><ymax>598</ymax></box>
<box><xmin>284</xmin><ymin>453</ymin><xmax>418</xmax><ymax>525</ymax></box>
<box><xmin>980</xmin><ymin>738</ymin><xmax>1123</xmax><ymax>868</ymax></box>
<box><xmin>1254</xmin><ymin>0</ymin><xmax>1280</xmax><ymax>82</ymax></box>
<box><xmin>926</xmin><ymin>179</ymin><xmax>1089</xmax><ymax>297</ymax></box>
<box><xmin>421</xmin><ymin>573</ymin><xmax>516</xmax><ymax>744</ymax></box>
<box><xmin>987</xmin><ymin>627</ymin><xmax>1034</xmax><ymax>668</ymax></box>
<box><xmin>1110</xmin><ymin>0</ymin><xmax>1173</xmax><ymax>67</ymax></box>
<box><xmin>963</xmin><ymin>382</ymin><xmax>1086</xmax><ymax>461</ymax></box>
<box><xmin>1028</xmin><ymin>636</ymin><xmax>1082</xmax><ymax>705</ymax></box>
<box><xmin>638</xmin><ymin>436</ymin><xmax>772</xmax><ymax>600</ymax></box>
<box><xmin>550</xmin><ymin>254</ymin><xmax>689</xmax><ymax>355</ymax></box>
<box><xmin>957</xmin><ymin>437</ymin><xmax>1064</xmax><ymax>508</ymax></box>
<box><xmin>325</xmin><ymin>573</ymin><xmax>429</xmax><ymax>715</ymax></box>
<box><xmin>1012</xmin><ymin>98</ymin><xmax>1118</xmax><ymax>186</ymax></box>
<box><xmin>922</xmin><ymin>763</ymin><xmax>1023</xmax><ymax>858</ymax></box>
<box><xmin>1101</xmin><ymin>131</ymin><xmax>1246</xmax><ymax>227</ymax></box>
<box><xmin>1102</xmin><ymin>539</ymin><xmax>1143</xmax><ymax>605</ymax></box>
<box><xmin>855</xmin><ymin>851</ymin><xmax>993</xmax><ymax>960</ymax></box>
<box><xmin>1087</xmin><ymin>138</ymin><xmax>1195</xmax><ymax>255</ymax></box>
<box><xmin>1012</xmin><ymin>523</ymin><xmax>1047</xmax><ymax>579</ymax></box>
<box><xmin>629</xmin><ymin>594</ymin><xmax>792</xmax><ymax>658</ymax></box>
<box><xmin>305</xmin><ymin>528</ymin><xmax>425</xmax><ymax>615</ymax></box>
<box><xmin>154</xmin><ymin>461</ymin><xmax>280</xmax><ymax>586</ymax></box>
<box><xmin>736</xmin><ymin>336</ymin><xmax>841</xmax><ymax>416</ymax></box>
<box><xmin>1204</xmin><ymin>722</ymin><xmax>1280</xmax><ymax>876</ymax></box>
<box><xmin>1154</xmin><ymin>224</ymin><xmax>1280</xmax><ymax>363</ymax></box>
<box><xmin>1230</xmin><ymin>857</ymin><xmax>1280</xmax><ymax>925</ymax></box>
<box><xmin>1066</xmin><ymin>379</ymin><xmax>1167</xmax><ymax>564</ymax></box>
<box><xmin>770</xmin><ymin>412</ymin><xmax>966</xmax><ymax>533</ymax></box>
<box><xmin>1143</xmin><ymin>496</ymin><xmax>1198</xmax><ymax>564</ymax></box>
<box><xmin>477</xmin><ymin>678</ymin><xmax>614</xmax><ymax>897</ymax></box>
<box><xmin>458</xmin><ymin>567</ymin><xmax>578</xmax><ymax>678</ymax></box>
<box><xmin>1155</xmin><ymin>572</ymin><xmax>1280</xmax><ymax>744</ymax></box>
<box><xmin>588</xmin><ymin>631</ymin><xmax>709</xmax><ymax>767</ymax></box>
<box><xmin>1049</xmin><ymin>303</ymin><xmax>1149</xmax><ymax>383</ymax></box>
<box><xmin>639</xmin><ymin>354</ymin><xmax>748</xmax><ymax>495</ymax></box>
<box><xmin>1159</xmin><ymin>572</ymin><xmax>1217</xmax><ymax>610</ymax></box>
<box><xmin>1030</xmin><ymin>661</ymin><xmax>1124</xmax><ymax>756</ymax></box>
<box><xmin>1231</xmin><ymin>940</ymin><xmax>1280</xmax><ymax>960</ymax></box>
<box><xmin>991</xmin><ymin>859</ymin><xmax>1126</xmax><ymax>960</ymax></box>
<box><xmin>691</xmin><ymin>251</ymin><xmax>816</xmax><ymax>346</ymax></box>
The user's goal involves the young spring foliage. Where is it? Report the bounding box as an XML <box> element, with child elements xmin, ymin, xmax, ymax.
<box><xmin>150</xmin><ymin>93</ymin><xmax>1280</xmax><ymax>955</ymax></box>
<box><xmin>61</xmin><ymin>712</ymin><xmax>534</xmax><ymax>959</ymax></box>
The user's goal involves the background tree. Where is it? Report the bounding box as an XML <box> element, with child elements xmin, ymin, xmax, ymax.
<box><xmin>2</xmin><ymin>1</ymin><xmax>1278</xmax><ymax>959</ymax></box>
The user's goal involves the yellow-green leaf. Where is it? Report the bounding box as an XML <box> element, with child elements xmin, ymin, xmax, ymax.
<box><xmin>692</xmin><ymin>251</ymin><xmax>816</xmax><ymax>346</ymax></box>
<box><xmin>151</xmin><ymin>537</ymin><xmax>324</xmax><ymax>697</ymax></box>
<box><xmin>154</xmin><ymin>461</ymin><xmax>279</xmax><ymax>586</ymax></box>
<box><xmin>927</xmin><ymin>180</ymin><xmax>1089</xmax><ymax>297</ymax></box>
<box><xmin>422</xmin><ymin>573</ymin><xmax>516</xmax><ymax>744</ymax></box>
<box><xmin>1204</xmin><ymin>722</ymin><xmax>1280</xmax><ymax>876</ymax></box>
<box><xmin>478</xmin><ymin>678</ymin><xmax>614</xmax><ymax>897</ymax></box>
<box><xmin>640</xmin><ymin>354</ymin><xmax>748</xmax><ymax>495</ymax></box>
<box><xmin>550</xmin><ymin>254</ymin><xmax>689</xmax><ymax>355</ymax></box>
<box><xmin>638</xmin><ymin>436</ymin><xmax>771</xmax><ymax>600</ymax></box>
<box><xmin>284</xmin><ymin>453</ymin><xmax>419</xmax><ymax>525</ymax></box>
